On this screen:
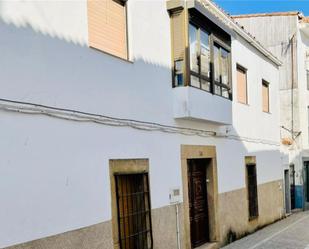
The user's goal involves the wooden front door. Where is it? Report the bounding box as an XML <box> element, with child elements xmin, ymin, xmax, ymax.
<box><xmin>188</xmin><ymin>159</ymin><xmax>209</xmax><ymax>248</ymax></box>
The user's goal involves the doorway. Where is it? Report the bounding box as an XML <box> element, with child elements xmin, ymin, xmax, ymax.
<box><xmin>290</xmin><ymin>164</ymin><xmax>296</xmax><ymax>210</ymax></box>
<box><xmin>304</xmin><ymin>161</ymin><xmax>309</xmax><ymax>210</ymax></box>
<box><xmin>181</xmin><ymin>145</ymin><xmax>219</xmax><ymax>248</ymax></box>
<box><xmin>284</xmin><ymin>169</ymin><xmax>291</xmax><ymax>214</ymax></box>
<box><xmin>187</xmin><ymin>159</ymin><xmax>210</xmax><ymax>248</ymax></box>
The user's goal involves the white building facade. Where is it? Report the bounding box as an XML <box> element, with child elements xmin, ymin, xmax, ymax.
<box><xmin>0</xmin><ymin>0</ymin><xmax>283</xmax><ymax>248</ymax></box>
<box><xmin>234</xmin><ymin>12</ymin><xmax>309</xmax><ymax>213</ymax></box>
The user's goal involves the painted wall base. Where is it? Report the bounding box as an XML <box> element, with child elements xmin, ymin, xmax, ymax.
<box><xmin>5</xmin><ymin>180</ymin><xmax>284</xmax><ymax>249</ymax></box>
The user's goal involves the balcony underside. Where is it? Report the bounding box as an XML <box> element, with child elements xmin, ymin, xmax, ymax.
<box><xmin>173</xmin><ymin>86</ymin><xmax>232</xmax><ymax>125</ymax></box>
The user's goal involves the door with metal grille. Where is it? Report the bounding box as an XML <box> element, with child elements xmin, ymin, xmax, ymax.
<box><xmin>188</xmin><ymin>159</ymin><xmax>209</xmax><ymax>248</ymax></box>
<box><xmin>115</xmin><ymin>173</ymin><xmax>153</xmax><ymax>249</ymax></box>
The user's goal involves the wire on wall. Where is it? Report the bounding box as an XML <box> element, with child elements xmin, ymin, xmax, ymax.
<box><xmin>0</xmin><ymin>98</ymin><xmax>279</xmax><ymax>146</ymax></box>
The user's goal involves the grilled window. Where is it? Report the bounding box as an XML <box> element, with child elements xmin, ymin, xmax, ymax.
<box><xmin>246</xmin><ymin>164</ymin><xmax>259</xmax><ymax>220</ymax></box>
<box><xmin>115</xmin><ymin>173</ymin><xmax>153</xmax><ymax>249</ymax></box>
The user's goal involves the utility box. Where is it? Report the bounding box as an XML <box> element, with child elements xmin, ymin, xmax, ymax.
<box><xmin>169</xmin><ymin>187</ymin><xmax>182</xmax><ymax>204</ymax></box>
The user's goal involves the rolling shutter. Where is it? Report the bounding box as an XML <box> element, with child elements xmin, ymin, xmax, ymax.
<box><xmin>88</xmin><ymin>0</ymin><xmax>127</xmax><ymax>59</ymax></box>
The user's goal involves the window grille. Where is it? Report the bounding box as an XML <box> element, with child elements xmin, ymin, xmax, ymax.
<box><xmin>115</xmin><ymin>173</ymin><xmax>153</xmax><ymax>249</ymax></box>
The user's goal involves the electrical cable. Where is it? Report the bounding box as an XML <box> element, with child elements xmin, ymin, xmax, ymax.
<box><xmin>0</xmin><ymin>97</ymin><xmax>280</xmax><ymax>146</ymax></box>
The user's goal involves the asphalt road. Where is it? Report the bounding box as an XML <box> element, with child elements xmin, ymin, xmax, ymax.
<box><xmin>222</xmin><ymin>211</ymin><xmax>309</xmax><ymax>249</ymax></box>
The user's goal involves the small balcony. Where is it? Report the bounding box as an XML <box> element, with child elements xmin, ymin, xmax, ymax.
<box><xmin>172</xmin><ymin>86</ymin><xmax>232</xmax><ymax>125</ymax></box>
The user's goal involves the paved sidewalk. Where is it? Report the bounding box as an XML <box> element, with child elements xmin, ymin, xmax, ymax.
<box><xmin>222</xmin><ymin>211</ymin><xmax>309</xmax><ymax>249</ymax></box>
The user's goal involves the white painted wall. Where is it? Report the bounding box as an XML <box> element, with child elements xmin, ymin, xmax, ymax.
<box><xmin>0</xmin><ymin>0</ymin><xmax>282</xmax><ymax>247</ymax></box>
<box><xmin>297</xmin><ymin>28</ymin><xmax>309</xmax><ymax>151</ymax></box>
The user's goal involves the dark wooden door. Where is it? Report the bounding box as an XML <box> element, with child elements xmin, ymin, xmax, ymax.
<box><xmin>188</xmin><ymin>159</ymin><xmax>209</xmax><ymax>248</ymax></box>
<box><xmin>290</xmin><ymin>164</ymin><xmax>295</xmax><ymax>210</ymax></box>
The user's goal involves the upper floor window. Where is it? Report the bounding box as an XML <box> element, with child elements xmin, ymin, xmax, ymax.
<box><xmin>187</xmin><ymin>20</ymin><xmax>231</xmax><ymax>99</ymax></box>
<box><xmin>189</xmin><ymin>23</ymin><xmax>211</xmax><ymax>91</ymax></box>
<box><xmin>262</xmin><ymin>80</ymin><xmax>270</xmax><ymax>113</ymax></box>
<box><xmin>237</xmin><ymin>65</ymin><xmax>248</xmax><ymax>104</ymax></box>
<box><xmin>169</xmin><ymin>8</ymin><xmax>232</xmax><ymax>99</ymax></box>
<box><xmin>87</xmin><ymin>0</ymin><xmax>128</xmax><ymax>60</ymax></box>
<box><xmin>214</xmin><ymin>44</ymin><xmax>230</xmax><ymax>98</ymax></box>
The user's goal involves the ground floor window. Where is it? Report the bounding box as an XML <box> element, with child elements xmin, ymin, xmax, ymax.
<box><xmin>246</xmin><ymin>163</ymin><xmax>259</xmax><ymax>220</ymax></box>
<box><xmin>115</xmin><ymin>173</ymin><xmax>153</xmax><ymax>249</ymax></box>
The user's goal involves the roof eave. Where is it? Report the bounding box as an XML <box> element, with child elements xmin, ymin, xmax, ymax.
<box><xmin>197</xmin><ymin>0</ymin><xmax>282</xmax><ymax>66</ymax></box>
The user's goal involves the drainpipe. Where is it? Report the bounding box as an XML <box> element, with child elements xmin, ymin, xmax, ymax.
<box><xmin>291</xmin><ymin>34</ymin><xmax>295</xmax><ymax>139</ymax></box>
<box><xmin>176</xmin><ymin>203</ymin><xmax>181</xmax><ymax>249</ymax></box>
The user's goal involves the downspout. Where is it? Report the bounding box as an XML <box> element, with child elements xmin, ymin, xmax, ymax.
<box><xmin>291</xmin><ymin>34</ymin><xmax>295</xmax><ymax>139</ymax></box>
<box><xmin>291</xmin><ymin>31</ymin><xmax>305</xmax><ymax>209</ymax></box>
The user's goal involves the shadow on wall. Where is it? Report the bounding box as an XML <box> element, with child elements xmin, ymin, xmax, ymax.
<box><xmin>0</xmin><ymin>17</ymin><xmax>174</xmax><ymax>125</ymax></box>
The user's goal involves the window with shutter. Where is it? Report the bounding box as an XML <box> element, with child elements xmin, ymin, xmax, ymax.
<box><xmin>237</xmin><ymin>65</ymin><xmax>248</xmax><ymax>104</ymax></box>
<box><xmin>87</xmin><ymin>0</ymin><xmax>128</xmax><ymax>59</ymax></box>
<box><xmin>262</xmin><ymin>80</ymin><xmax>270</xmax><ymax>113</ymax></box>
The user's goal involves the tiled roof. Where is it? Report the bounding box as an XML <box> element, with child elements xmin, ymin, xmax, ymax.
<box><xmin>300</xmin><ymin>17</ymin><xmax>309</xmax><ymax>23</ymax></box>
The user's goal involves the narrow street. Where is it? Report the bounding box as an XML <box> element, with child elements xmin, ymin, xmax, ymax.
<box><xmin>223</xmin><ymin>211</ymin><xmax>309</xmax><ymax>249</ymax></box>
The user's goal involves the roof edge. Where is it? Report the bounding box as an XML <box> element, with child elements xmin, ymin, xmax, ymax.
<box><xmin>197</xmin><ymin>0</ymin><xmax>282</xmax><ymax>66</ymax></box>
<box><xmin>233</xmin><ymin>11</ymin><xmax>302</xmax><ymax>19</ymax></box>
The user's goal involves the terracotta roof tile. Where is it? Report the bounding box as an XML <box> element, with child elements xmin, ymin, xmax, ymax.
<box><xmin>301</xmin><ymin>17</ymin><xmax>309</xmax><ymax>23</ymax></box>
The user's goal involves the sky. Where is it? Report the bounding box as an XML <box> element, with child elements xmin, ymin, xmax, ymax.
<box><xmin>213</xmin><ymin>0</ymin><xmax>309</xmax><ymax>16</ymax></box>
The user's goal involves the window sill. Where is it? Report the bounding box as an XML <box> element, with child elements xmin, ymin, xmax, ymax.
<box><xmin>237</xmin><ymin>101</ymin><xmax>249</xmax><ymax>106</ymax></box>
<box><xmin>188</xmin><ymin>85</ymin><xmax>232</xmax><ymax>100</ymax></box>
<box><xmin>263</xmin><ymin>111</ymin><xmax>271</xmax><ymax>115</ymax></box>
<box><xmin>89</xmin><ymin>46</ymin><xmax>134</xmax><ymax>64</ymax></box>
<box><xmin>248</xmin><ymin>215</ymin><xmax>259</xmax><ymax>222</ymax></box>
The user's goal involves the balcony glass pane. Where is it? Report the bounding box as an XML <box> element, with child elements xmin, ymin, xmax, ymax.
<box><xmin>201</xmin><ymin>79</ymin><xmax>210</xmax><ymax>92</ymax></box>
<box><xmin>189</xmin><ymin>23</ymin><xmax>199</xmax><ymax>73</ymax></box>
<box><xmin>214</xmin><ymin>85</ymin><xmax>221</xmax><ymax>95</ymax></box>
<box><xmin>191</xmin><ymin>75</ymin><xmax>200</xmax><ymax>88</ymax></box>
<box><xmin>221</xmin><ymin>48</ymin><xmax>229</xmax><ymax>85</ymax></box>
<box><xmin>200</xmin><ymin>30</ymin><xmax>210</xmax><ymax>78</ymax></box>
<box><xmin>222</xmin><ymin>88</ymin><xmax>229</xmax><ymax>98</ymax></box>
<box><xmin>214</xmin><ymin>45</ymin><xmax>220</xmax><ymax>82</ymax></box>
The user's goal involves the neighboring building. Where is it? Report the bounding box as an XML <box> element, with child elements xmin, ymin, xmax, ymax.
<box><xmin>234</xmin><ymin>12</ymin><xmax>309</xmax><ymax>213</ymax></box>
<box><xmin>0</xmin><ymin>0</ymin><xmax>283</xmax><ymax>248</ymax></box>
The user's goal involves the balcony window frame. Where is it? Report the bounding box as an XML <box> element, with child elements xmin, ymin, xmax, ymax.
<box><xmin>212</xmin><ymin>39</ymin><xmax>232</xmax><ymax>99</ymax></box>
<box><xmin>188</xmin><ymin>21</ymin><xmax>212</xmax><ymax>93</ymax></box>
<box><xmin>187</xmin><ymin>17</ymin><xmax>232</xmax><ymax>100</ymax></box>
